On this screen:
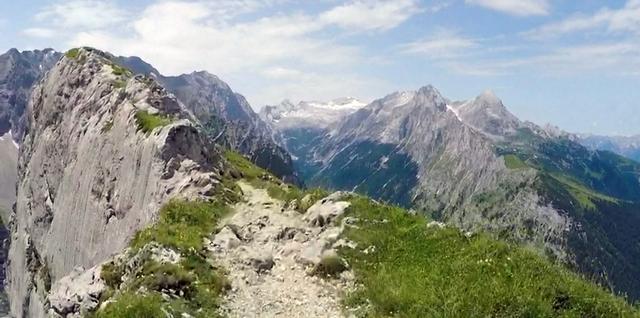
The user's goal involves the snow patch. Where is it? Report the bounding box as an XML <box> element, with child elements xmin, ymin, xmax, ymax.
<box><xmin>446</xmin><ymin>104</ymin><xmax>462</xmax><ymax>122</ymax></box>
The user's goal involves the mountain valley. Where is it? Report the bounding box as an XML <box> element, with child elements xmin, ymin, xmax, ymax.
<box><xmin>263</xmin><ymin>86</ymin><xmax>640</xmax><ymax>301</ymax></box>
<box><xmin>0</xmin><ymin>47</ymin><xmax>637</xmax><ymax>317</ymax></box>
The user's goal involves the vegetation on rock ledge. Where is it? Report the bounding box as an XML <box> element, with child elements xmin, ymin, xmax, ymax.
<box><xmin>134</xmin><ymin>110</ymin><xmax>172</xmax><ymax>134</ymax></box>
<box><xmin>93</xmin><ymin>198</ymin><xmax>231</xmax><ymax>318</ymax></box>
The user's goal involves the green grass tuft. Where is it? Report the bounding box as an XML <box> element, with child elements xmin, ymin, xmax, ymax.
<box><xmin>131</xmin><ymin>200</ymin><xmax>229</xmax><ymax>252</ymax></box>
<box><xmin>93</xmin><ymin>292</ymin><xmax>166</xmax><ymax>318</ymax></box>
<box><xmin>504</xmin><ymin>154</ymin><xmax>528</xmax><ymax>170</ymax></box>
<box><xmin>95</xmin><ymin>199</ymin><xmax>230</xmax><ymax>317</ymax></box>
<box><xmin>101</xmin><ymin>261</ymin><xmax>124</xmax><ymax>289</ymax></box>
<box><xmin>110</xmin><ymin>63</ymin><xmax>132</xmax><ymax>77</ymax></box>
<box><xmin>340</xmin><ymin>196</ymin><xmax>638</xmax><ymax>317</ymax></box>
<box><xmin>65</xmin><ymin>48</ymin><xmax>80</xmax><ymax>59</ymax></box>
<box><xmin>134</xmin><ymin>110</ymin><xmax>172</xmax><ymax>135</ymax></box>
<box><xmin>224</xmin><ymin>150</ymin><xmax>267</xmax><ymax>180</ymax></box>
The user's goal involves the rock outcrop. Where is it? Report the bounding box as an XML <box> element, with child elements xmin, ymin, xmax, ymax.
<box><xmin>116</xmin><ymin>56</ymin><xmax>299</xmax><ymax>184</ymax></box>
<box><xmin>7</xmin><ymin>48</ymin><xmax>225</xmax><ymax>318</ymax></box>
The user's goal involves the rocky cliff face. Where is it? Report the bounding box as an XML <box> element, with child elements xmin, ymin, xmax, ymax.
<box><xmin>286</xmin><ymin>85</ymin><xmax>640</xmax><ymax>300</ymax></box>
<box><xmin>0</xmin><ymin>131</ymin><xmax>18</xmax><ymax>221</ymax></box>
<box><xmin>0</xmin><ymin>49</ymin><xmax>61</xmax><ymax>143</ymax></box>
<box><xmin>7</xmin><ymin>48</ymin><xmax>226</xmax><ymax>318</ymax></box>
<box><xmin>116</xmin><ymin>57</ymin><xmax>299</xmax><ymax>184</ymax></box>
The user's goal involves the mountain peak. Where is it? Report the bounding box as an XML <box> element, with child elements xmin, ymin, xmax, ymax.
<box><xmin>478</xmin><ymin>89</ymin><xmax>500</xmax><ymax>102</ymax></box>
<box><xmin>6</xmin><ymin>48</ymin><xmax>20</xmax><ymax>56</ymax></box>
<box><xmin>417</xmin><ymin>84</ymin><xmax>441</xmax><ymax>96</ymax></box>
<box><xmin>260</xmin><ymin>97</ymin><xmax>367</xmax><ymax>130</ymax></box>
<box><xmin>454</xmin><ymin>90</ymin><xmax>520</xmax><ymax>138</ymax></box>
<box><xmin>415</xmin><ymin>85</ymin><xmax>446</xmax><ymax>111</ymax></box>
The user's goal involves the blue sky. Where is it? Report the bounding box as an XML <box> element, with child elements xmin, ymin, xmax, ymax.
<box><xmin>1</xmin><ymin>0</ymin><xmax>639</xmax><ymax>135</ymax></box>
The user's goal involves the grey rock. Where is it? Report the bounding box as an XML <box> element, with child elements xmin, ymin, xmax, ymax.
<box><xmin>7</xmin><ymin>48</ymin><xmax>224</xmax><ymax>318</ymax></box>
<box><xmin>48</xmin><ymin>265</ymin><xmax>105</xmax><ymax>318</ymax></box>
<box><xmin>245</xmin><ymin>251</ymin><xmax>275</xmax><ymax>273</ymax></box>
<box><xmin>116</xmin><ymin>57</ymin><xmax>299</xmax><ymax>184</ymax></box>
<box><xmin>304</xmin><ymin>193</ymin><xmax>351</xmax><ymax>228</ymax></box>
<box><xmin>210</xmin><ymin>226</ymin><xmax>242</xmax><ymax>252</ymax></box>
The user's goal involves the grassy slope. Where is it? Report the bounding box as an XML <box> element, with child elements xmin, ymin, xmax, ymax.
<box><xmin>341</xmin><ymin>197</ymin><xmax>639</xmax><ymax>317</ymax></box>
<box><xmin>498</xmin><ymin>129</ymin><xmax>640</xmax><ymax>300</ymax></box>
<box><xmin>226</xmin><ymin>151</ymin><xmax>638</xmax><ymax>316</ymax></box>
<box><xmin>91</xmin><ymin>151</ymin><xmax>639</xmax><ymax>316</ymax></box>
<box><xmin>93</xmin><ymin>200</ymin><xmax>231</xmax><ymax>318</ymax></box>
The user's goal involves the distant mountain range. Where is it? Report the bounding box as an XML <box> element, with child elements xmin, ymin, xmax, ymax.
<box><xmin>578</xmin><ymin>134</ymin><xmax>640</xmax><ymax>162</ymax></box>
<box><xmin>263</xmin><ymin>85</ymin><xmax>640</xmax><ymax>300</ymax></box>
<box><xmin>1</xmin><ymin>47</ymin><xmax>640</xmax><ymax>313</ymax></box>
<box><xmin>3</xmin><ymin>47</ymin><xmax>636</xmax><ymax>317</ymax></box>
<box><xmin>260</xmin><ymin>97</ymin><xmax>367</xmax><ymax>131</ymax></box>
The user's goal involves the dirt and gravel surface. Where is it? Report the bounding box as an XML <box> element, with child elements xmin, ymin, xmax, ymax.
<box><xmin>210</xmin><ymin>182</ymin><xmax>354</xmax><ymax>318</ymax></box>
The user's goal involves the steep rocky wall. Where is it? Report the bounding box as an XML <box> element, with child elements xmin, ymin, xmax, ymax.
<box><xmin>7</xmin><ymin>48</ymin><xmax>224</xmax><ymax>318</ymax></box>
<box><xmin>0</xmin><ymin>132</ymin><xmax>18</xmax><ymax>222</ymax></box>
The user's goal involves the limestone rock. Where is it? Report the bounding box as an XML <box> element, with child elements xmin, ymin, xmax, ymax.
<box><xmin>7</xmin><ymin>48</ymin><xmax>224</xmax><ymax>318</ymax></box>
<box><xmin>48</xmin><ymin>266</ymin><xmax>105</xmax><ymax>317</ymax></box>
<box><xmin>304</xmin><ymin>193</ymin><xmax>351</xmax><ymax>228</ymax></box>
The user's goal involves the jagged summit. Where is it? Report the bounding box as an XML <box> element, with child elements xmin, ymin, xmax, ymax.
<box><xmin>451</xmin><ymin>90</ymin><xmax>521</xmax><ymax>138</ymax></box>
<box><xmin>477</xmin><ymin>89</ymin><xmax>501</xmax><ymax>103</ymax></box>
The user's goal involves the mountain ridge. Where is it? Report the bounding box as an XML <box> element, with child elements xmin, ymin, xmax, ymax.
<box><xmin>266</xmin><ymin>84</ymin><xmax>640</xmax><ymax>300</ymax></box>
<box><xmin>1</xmin><ymin>47</ymin><xmax>638</xmax><ymax>317</ymax></box>
<box><xmin>115</xmin><ymin>55</ymin><xmax>299</xmax><ymax>184</ymax></box>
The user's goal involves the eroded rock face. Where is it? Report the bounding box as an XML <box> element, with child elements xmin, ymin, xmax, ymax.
<box><xmin>7</xmin><ymin>48</ymin><xmax>224</xmax><ymax>318</ymax></box>
<box><xmin>116</xmin><ymin>57</ymin><xmax>300</xmax><ymax>184</ymax></box>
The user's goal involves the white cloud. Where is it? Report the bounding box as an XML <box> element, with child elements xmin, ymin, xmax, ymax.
<box><xmin>435</xmin><ymin>41</ymin><xmax>640</xmax><ymax>76</ymax></box>
<box><xmin>46</xmin><ymin>0</ymin><xmax>421</xmax><ymax>106</ymax></box>
<box><xmin>320</xmin><ymin>0</ymin><xmax>422</xmax><ymax>31</ymax></box>
<box><xmin>401</xmin><ymin>31</ymin><xmax>478</xmax><ymax>59</ymax></box>
<box><xmin>34</xmin><ymin>0</ymin><xmax>128</xmax><ymax>30</ymax></box>
<box><xmin>526</xmin><ymin>0</ymin><xmax>640</xmax><ymax>38</ymax></box>
<box><xmin>465</xmin><ymin>0</ymin><xmax>549</xmax><ymax>16</ymax></box>
<box><xmin>70</xmin><ymin>2</ymin><xmax>357</xmax><ymax>75</ymax></box>
<box><xmin>261</xmin><ymin>67</ymin><xmax>304</xmax><ymax>79</ymax></box>
<box><xmin>253</xmin><ymin>69</ymin><xmax>383</xmax><ymax>106</ymax></box>
<box><xmin>427</xmin><ymin>1</ymin><xmax>453</xmax><ymax>13</ymax></box>
<box><xmin>22</xmin><ymin>28</ymin><xmax>57</xmax><ymax>38</ymax></box>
